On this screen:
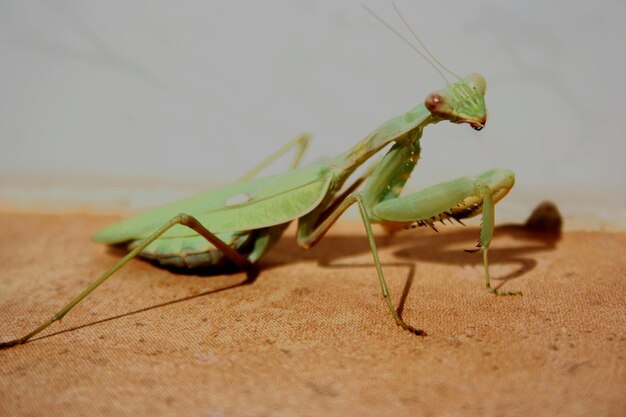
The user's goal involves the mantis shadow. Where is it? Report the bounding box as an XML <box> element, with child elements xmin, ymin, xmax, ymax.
<box><xmin>391</xmin><ymin>224</ymin><xmax>560</xmax><ymax>287</ymax></box>
<box><xmin>269</xmin><ymin>224</ymin><xmax>558</xmax><ymax>271</ymax></box>
<box><xmin>266</xmin><ymin>223</ymin><xmax>560</xmax><ymax>296</ymax></box>
<box><xmin>30</xmin><ymin>224</ymin><xmax>558</xmax><ymax>344</ymax></box>
<box><xmin>31</xmin><ymin>271</ymin><xmax>257</xmax><ymax>344</ymax></box>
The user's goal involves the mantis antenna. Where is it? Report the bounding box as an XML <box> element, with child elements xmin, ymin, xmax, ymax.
<box><xmin>390</xmin><ymin>1</ymin><xmax>462</xmax><ymax>80</ymax></box>
<box><xmin>362</xmin><ymin>3</ymin><xmax>454</xmax><ymax>84</ymax></box>
<box><xmin>364</xmin><ymin>4</ymin><xmax>497</xmax><ymax>172</ymax></box>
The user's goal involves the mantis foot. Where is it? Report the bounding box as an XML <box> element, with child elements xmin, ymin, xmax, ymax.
<box><xmin>488</xmin><ymin>287</ymin><xmax>523</xmax><ymax>296</ymax></box>
<box><xmin>398</xmin><ymin>322</ymin><xmax>427</xmax><ymax>336</ymax></box>
<box><xmin>0</xmin><ymin>338</ymin><xmax>26</xmax><ymax>349</ymax></box>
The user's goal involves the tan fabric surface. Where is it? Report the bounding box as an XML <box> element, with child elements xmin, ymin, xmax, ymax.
<box><xmin>0</xmin><ymin>212</ymin><xmax>624</xmax><ymax>417</ymax></box>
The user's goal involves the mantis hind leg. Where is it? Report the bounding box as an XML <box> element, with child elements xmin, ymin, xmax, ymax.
<box><xmin>234</xmin><ymin>133</ymin><xmax>311</xmax><ymax>263</ymax></box>
<box><xmin>239</xmin><ymin>133</ymin><xmax>310</xmax><ymax>181</ymax></box>
<box><xmin>372</xmin><ymin>168</ymin><xmax>521</xmax><ymax>296</ymax></box>
<box><xmin>0</xmin><ymin>214</ymin><xmax>257</xmax><ymax>349</ymax></box>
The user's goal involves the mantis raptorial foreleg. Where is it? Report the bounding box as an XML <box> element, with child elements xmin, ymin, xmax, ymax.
<box><xmin>372</xmin><ymin>168</ymin><xmax>521</xmax><ymax>296</ymax></box>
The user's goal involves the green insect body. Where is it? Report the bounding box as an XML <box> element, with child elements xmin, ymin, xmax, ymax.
<box><xmin>96</xmin><ymin>162</ymin><xmax>332</xmax><ymax>268</ymax></box>
<box><xmin>1</xmin><ymin>11</ymin><xmax>520</xmax><ymax>348</ymax></box>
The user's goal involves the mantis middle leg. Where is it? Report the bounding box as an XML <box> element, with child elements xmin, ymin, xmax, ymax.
<box><xmin>297</xmin><ymin>192</ymin><xmax>425</xmax><ymax>335</ymax></box>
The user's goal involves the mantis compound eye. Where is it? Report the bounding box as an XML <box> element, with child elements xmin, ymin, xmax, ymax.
<box><xmin>425</xmin><ymin>93</ymin><xmax>445</xmax><ymax>112</ymax></box>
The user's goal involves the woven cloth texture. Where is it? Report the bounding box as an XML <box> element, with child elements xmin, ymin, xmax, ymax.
<box><xmin>0</xmin><ymin>212</ymin><xmax>624</xmax><ymax>417</ymax></box>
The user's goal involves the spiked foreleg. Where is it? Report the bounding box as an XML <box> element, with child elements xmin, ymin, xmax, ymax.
<box><xmin>372</xmin><ymin>168</ymin><xmax>520</xmax><ymax>296</ymax></box>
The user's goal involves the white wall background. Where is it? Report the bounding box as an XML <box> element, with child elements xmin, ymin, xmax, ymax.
<box><xmin>0</xmin><ymin>0</ymin><xmax>624</xmax><ymax>229</ymax></box>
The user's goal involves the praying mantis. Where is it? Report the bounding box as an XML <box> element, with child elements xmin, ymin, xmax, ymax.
<box><xmin>0</xmin><ymin>4</ymin><xmax>520</xmax><ymax>349</ymax></box>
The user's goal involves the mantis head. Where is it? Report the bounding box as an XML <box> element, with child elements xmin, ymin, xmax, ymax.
<box><xmin>361</xmin><ymin>5</ymin><xmax>488</xmax><ymax>131</ymax></box>
<box><xmin>424</xmin><ymin>73</ymin><xmax>487</xmax><ymax>131</ymax></box>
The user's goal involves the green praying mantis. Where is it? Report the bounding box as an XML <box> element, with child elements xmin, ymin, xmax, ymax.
<box><xmin>0</xmin><ymin>4</ymin><xmax>520</xmax><ymax>349</ymax></box>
